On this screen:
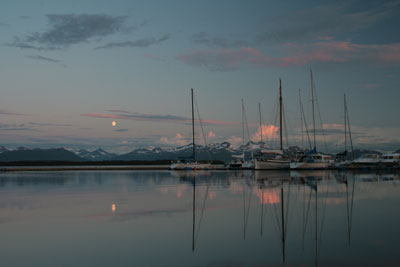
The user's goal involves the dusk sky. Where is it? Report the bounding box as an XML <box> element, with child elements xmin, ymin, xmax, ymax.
<box><xmin>1</xmin><ymin>0</ymin><xmax>400</xmax><ymax>153</ymax></box>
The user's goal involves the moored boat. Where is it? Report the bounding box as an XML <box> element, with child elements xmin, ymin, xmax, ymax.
<box><xmin>380</xmin><ymin>153</ymin><xmax>400</xmax><ymax>167</ymax></box>
<box><xmin>255</xmin><ymin>80</ymin><xmax>290</xmax><ymax>170</ymax></box>
<box><xmin>169</xmin><ymin>88</ymin><xmax>214</xmax><ymax>171</ymax></box>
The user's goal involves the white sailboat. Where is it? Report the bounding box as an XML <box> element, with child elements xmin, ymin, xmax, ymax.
<box><xmin>290</xmin><ymin>70</ymin><xmax>332</xmax><ymax>170</ymax></box>
<box><xmin>169</xmin><ymin>89</ymin><xmax>214</xmax><ymax>170</ymax></box>
<box><xmin>255</xmin><ymin>79</ymin><xmax>290</xmax><ymax>170</ymax></box>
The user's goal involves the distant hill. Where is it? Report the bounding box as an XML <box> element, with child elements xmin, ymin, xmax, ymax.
<box><xmin>0</xmin><ymin>148</ymin><xmax>85</xmax><ymax>162</ymax></box>
<box><xmin>114</xmin><ymin>142</ymin><xmax>235</xmax><ymax>162</ymax></box>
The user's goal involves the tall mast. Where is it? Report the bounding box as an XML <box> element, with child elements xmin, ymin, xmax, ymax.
<box><xmin>345</xmin><ymin>94</ymin><xmax>354</xmax><ymax>160</ymax></box>
<box><xmin>279</xmin><ymin>79</ymin><xmax>283</xmax><ymax>151</ymax></box>
<box><xmin>258</xmin><ymin>102</ymin><xmax>263</xmax><ymax>144</ymax></box>
<box><xmin>311</xmin><ymin>70</ymin><xmax>316</xmax><ymax>150</ymax></box>
<box><xmin>241</xmin><ymin>99</ymin><xmax>245</xmax><ymax>147</ymax></box>
<box><xmin>299</xmin><ymin>89</ymin><xmax>304</xmax><ymax>147</ymax></box>
<box><xmin>191</xmin><ymin>88</ymin><xmax>195</xmax><ymax>161</ymax></box>
<box><xmin>344</xmin><ymin>94</ymin><xmax>347</xmax><ymax>152</ymax></box>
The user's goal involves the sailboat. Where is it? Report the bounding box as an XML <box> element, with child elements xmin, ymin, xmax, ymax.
<box><xmin>290</xmin><ymin>71</ymin><xmax>332</xmax><ymax>170</ymax></box>
<box><xmin>255</xmin><ymin>79</ymin><xmax>290</xmax><ymax>170</ymax></box>
<box><xmin>169</xmin><ymin>89</ymin><xmax>214</xmax><ymax>170</ymax></box>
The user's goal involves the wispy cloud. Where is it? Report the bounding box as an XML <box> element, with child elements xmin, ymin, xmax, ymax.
<box><xmin>95</xmin><ymin>33</ymin><xmax>170</xmax><ymax>49</ymax></box>
<box><xmin>7</xmin><ymin>14</ymin><xmax>127</xmax><ymax>50</ymax></box>
<box><xmin>0</xmin><ymin>123</ymin><xmax>36</xmax><ymax>132</ymax></box>
<box><xmin>81</xmin><ymin>110</ymin><xmax>235</xmax><ymax>126</ymax></box>
<box><xmin>28</xmin><ymin>122</ymin><xmax>75</xmax><ymax>127</ymax></box>
<box><xmin>256</xmin><ymin>1</ymin><xmax>400</xmax><ymax>44</ymax></box>
<box><xmin>0</xmin><ymin>22</ymin><xmax>9</xmax><ymax>27</ymax></box>
<box><xmin>0</xmin><ymin>110</ymin><xmax>27</xmax><ymax>116</ymax></box>
<box><xmin>26</xmin><ymin>55</ymin><xmax>66</xmax><ymax>66</ymax></box>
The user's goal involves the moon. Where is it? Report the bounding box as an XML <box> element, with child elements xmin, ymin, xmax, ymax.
<box><xmin>112</xmin><ymin>121</ymin><xmax>116</xmax><ymax>127</ymax></box>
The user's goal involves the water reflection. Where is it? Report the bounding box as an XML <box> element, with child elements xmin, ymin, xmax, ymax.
<box><xmin>0</xmin><ymin>170</ymin><xmax>399</xmax><ymax>266</ymax></box>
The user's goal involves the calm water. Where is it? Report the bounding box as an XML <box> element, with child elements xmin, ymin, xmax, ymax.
<box><xmin>0</xmin><ymin>170</ymin><xmax>399</xmax><ymax>267</ymax></box>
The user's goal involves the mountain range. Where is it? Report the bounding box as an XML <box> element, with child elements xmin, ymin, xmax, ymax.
<box><xmin>0</xmin><ymin>143</ymin><xmax>394</xmax><ymax>163</ymax></box>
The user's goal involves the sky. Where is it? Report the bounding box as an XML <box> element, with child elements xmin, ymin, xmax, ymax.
<box><xmin>1</xmin><ymin>0</ymin><xmax>400</xmax><ymax>153</ymax></box>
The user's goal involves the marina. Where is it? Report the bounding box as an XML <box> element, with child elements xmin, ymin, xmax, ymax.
<box><xmin>0</xmin><ymin>169</ymin><xmax>399</xmax><ymax>266</ymax></box>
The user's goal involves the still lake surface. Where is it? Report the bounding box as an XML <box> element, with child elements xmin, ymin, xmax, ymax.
<box><xmin>0</xmin><ymin>170</ymin><xmax>399</xmax><ymax>267</ymax></box>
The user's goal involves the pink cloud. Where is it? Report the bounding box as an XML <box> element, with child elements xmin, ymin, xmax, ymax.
<box><xmin>208</xmin><ymin>130</ymin><xmax>216</xmax><ymax>138</ymax></box>
<box><xmin>322</xmin><ymin>123</ymin><xmax>345</xmax><ymax>130</ymax></box>
<box><xmin>252</xmin><ymin>124</ymin><xmax>279</xmax><ymax>142</ymax></box>
<box><xmin>177</xmin><ymin>41</ymin><xmax>400</xmax><ymax>71</ymax></box>
<box><xmin>364</xmin><ymin>83</ymin><xmax>380</xmax><ymax>89</ymax></box>
<box><xmin>226</xmin><ymin>136</ymin><xmax>243</xmax><ymax>148</ymax></box>
<box><xmin>159</xmin><ymin>136</ymin><xmax>188</xmax><ymax>147</ymax></box>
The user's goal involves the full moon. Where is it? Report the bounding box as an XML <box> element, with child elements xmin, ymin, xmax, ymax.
<box><xmin>112</xmin><ymin>121</ymin><xmax>116</xmax><ymax>127</ymax></box>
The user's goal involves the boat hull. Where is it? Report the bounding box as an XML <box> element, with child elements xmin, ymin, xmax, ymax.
<box><xmin>290</xmin><ymin>161</ymin><xmax>330</xmax><ymax>170</ymax></box>
<box><xmin>169</xmin><ymin>162</ymin><xmax>214</xmax><ymax>170</ymax></box>
<box><xmin>255</xmin><ymin>159</ymin><xmax>290</xmax><ymax>170</ymax></box>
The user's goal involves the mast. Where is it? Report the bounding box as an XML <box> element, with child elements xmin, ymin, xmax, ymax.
<box><xmin>258</xmin><ymin>102</ymin><xmax>263</xmax><ymax>144</ymax></box>
<box><xmin>344</xmin><ymin>94</ymin><xmax>354</xmax><ymax>160</ymax></box>
<box><xmin>241</xmin><ymin>99</ymin><xmax>245</xmax><ymax>147</ymax></box>
<box><xmin>311</xmin><ymin>70</ymin><xmax>316</xmax><ymax>150</ymax></box>
<box><xmin>344</xmin><ymin>94</ymin><xmax>347</xmax><ymax>152</ymax></box>
<box><xmin>299</xmin><ymin>89</ymin><xmax>304</xmax><ymax>147</ymax></box>
<box><xmin>191</xmin><ymin>88</ymin><xmax>195</xmax><ymax>161</ymax></box>
<box><xmin>279</xmin><ymin>79</ymin><xmax>283</xmax><ymax>151</ymax></box>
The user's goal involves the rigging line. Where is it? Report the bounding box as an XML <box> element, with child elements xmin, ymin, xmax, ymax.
<box><xmin>194</xmin><ymin>184</ymin><xmax>209</xmax><ymax>245</ymax></box>
<box><xmin>259</xmin><ymin>102</ymin><xmax>263</xmax><ymax>144</ymax></box>
<box><xmin>282</xmin><ymin>102</ymin><xmax>290</xmax><ymax>149</ymax></box>
<box><xmin>312</xmin><ymin>79</ymin><xmax>328</xmax><ymax>152</ymax></box>
<box><xmin>241</xmin><ymin>99</ymin><xmax>245</xmax><ymax>147</ymax></box>
<box><xmin>194</xmin><ymin>95</ymin><xmax>211</xmax><ymax>161</ymax></box>
<box><xmin>300</xmin><ymin>92</ymin><xmax>312</xmax><ymax>150</ymax></box>
<box><xmin>299</xmin><ymin>89</ymin><xmax>304</xmax><ymax>148</ymax></box>
<box><xmin>345</xmin><ymin>96</ymin><xmax>355</xmax><ymax>160</ymax></box>
<box><xmin>272</xmin><ymin>94</ymin><xmax>280</xmax><ymax>148</ymax></box>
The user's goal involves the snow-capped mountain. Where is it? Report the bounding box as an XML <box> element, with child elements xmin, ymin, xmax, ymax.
<box><xmin>115</xmin><ymin>142</ymin><xmax>258</xmax><ymax>162</ymax></box>
<box><xmin>75</xmin><ymin>148</ymin><xmax>117</xmax><ymax>161</ymax></box>
<box><xmin>0</xmin><ymin>146</ymin><xmax>9</xmax><ymax>153</ymax></box>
